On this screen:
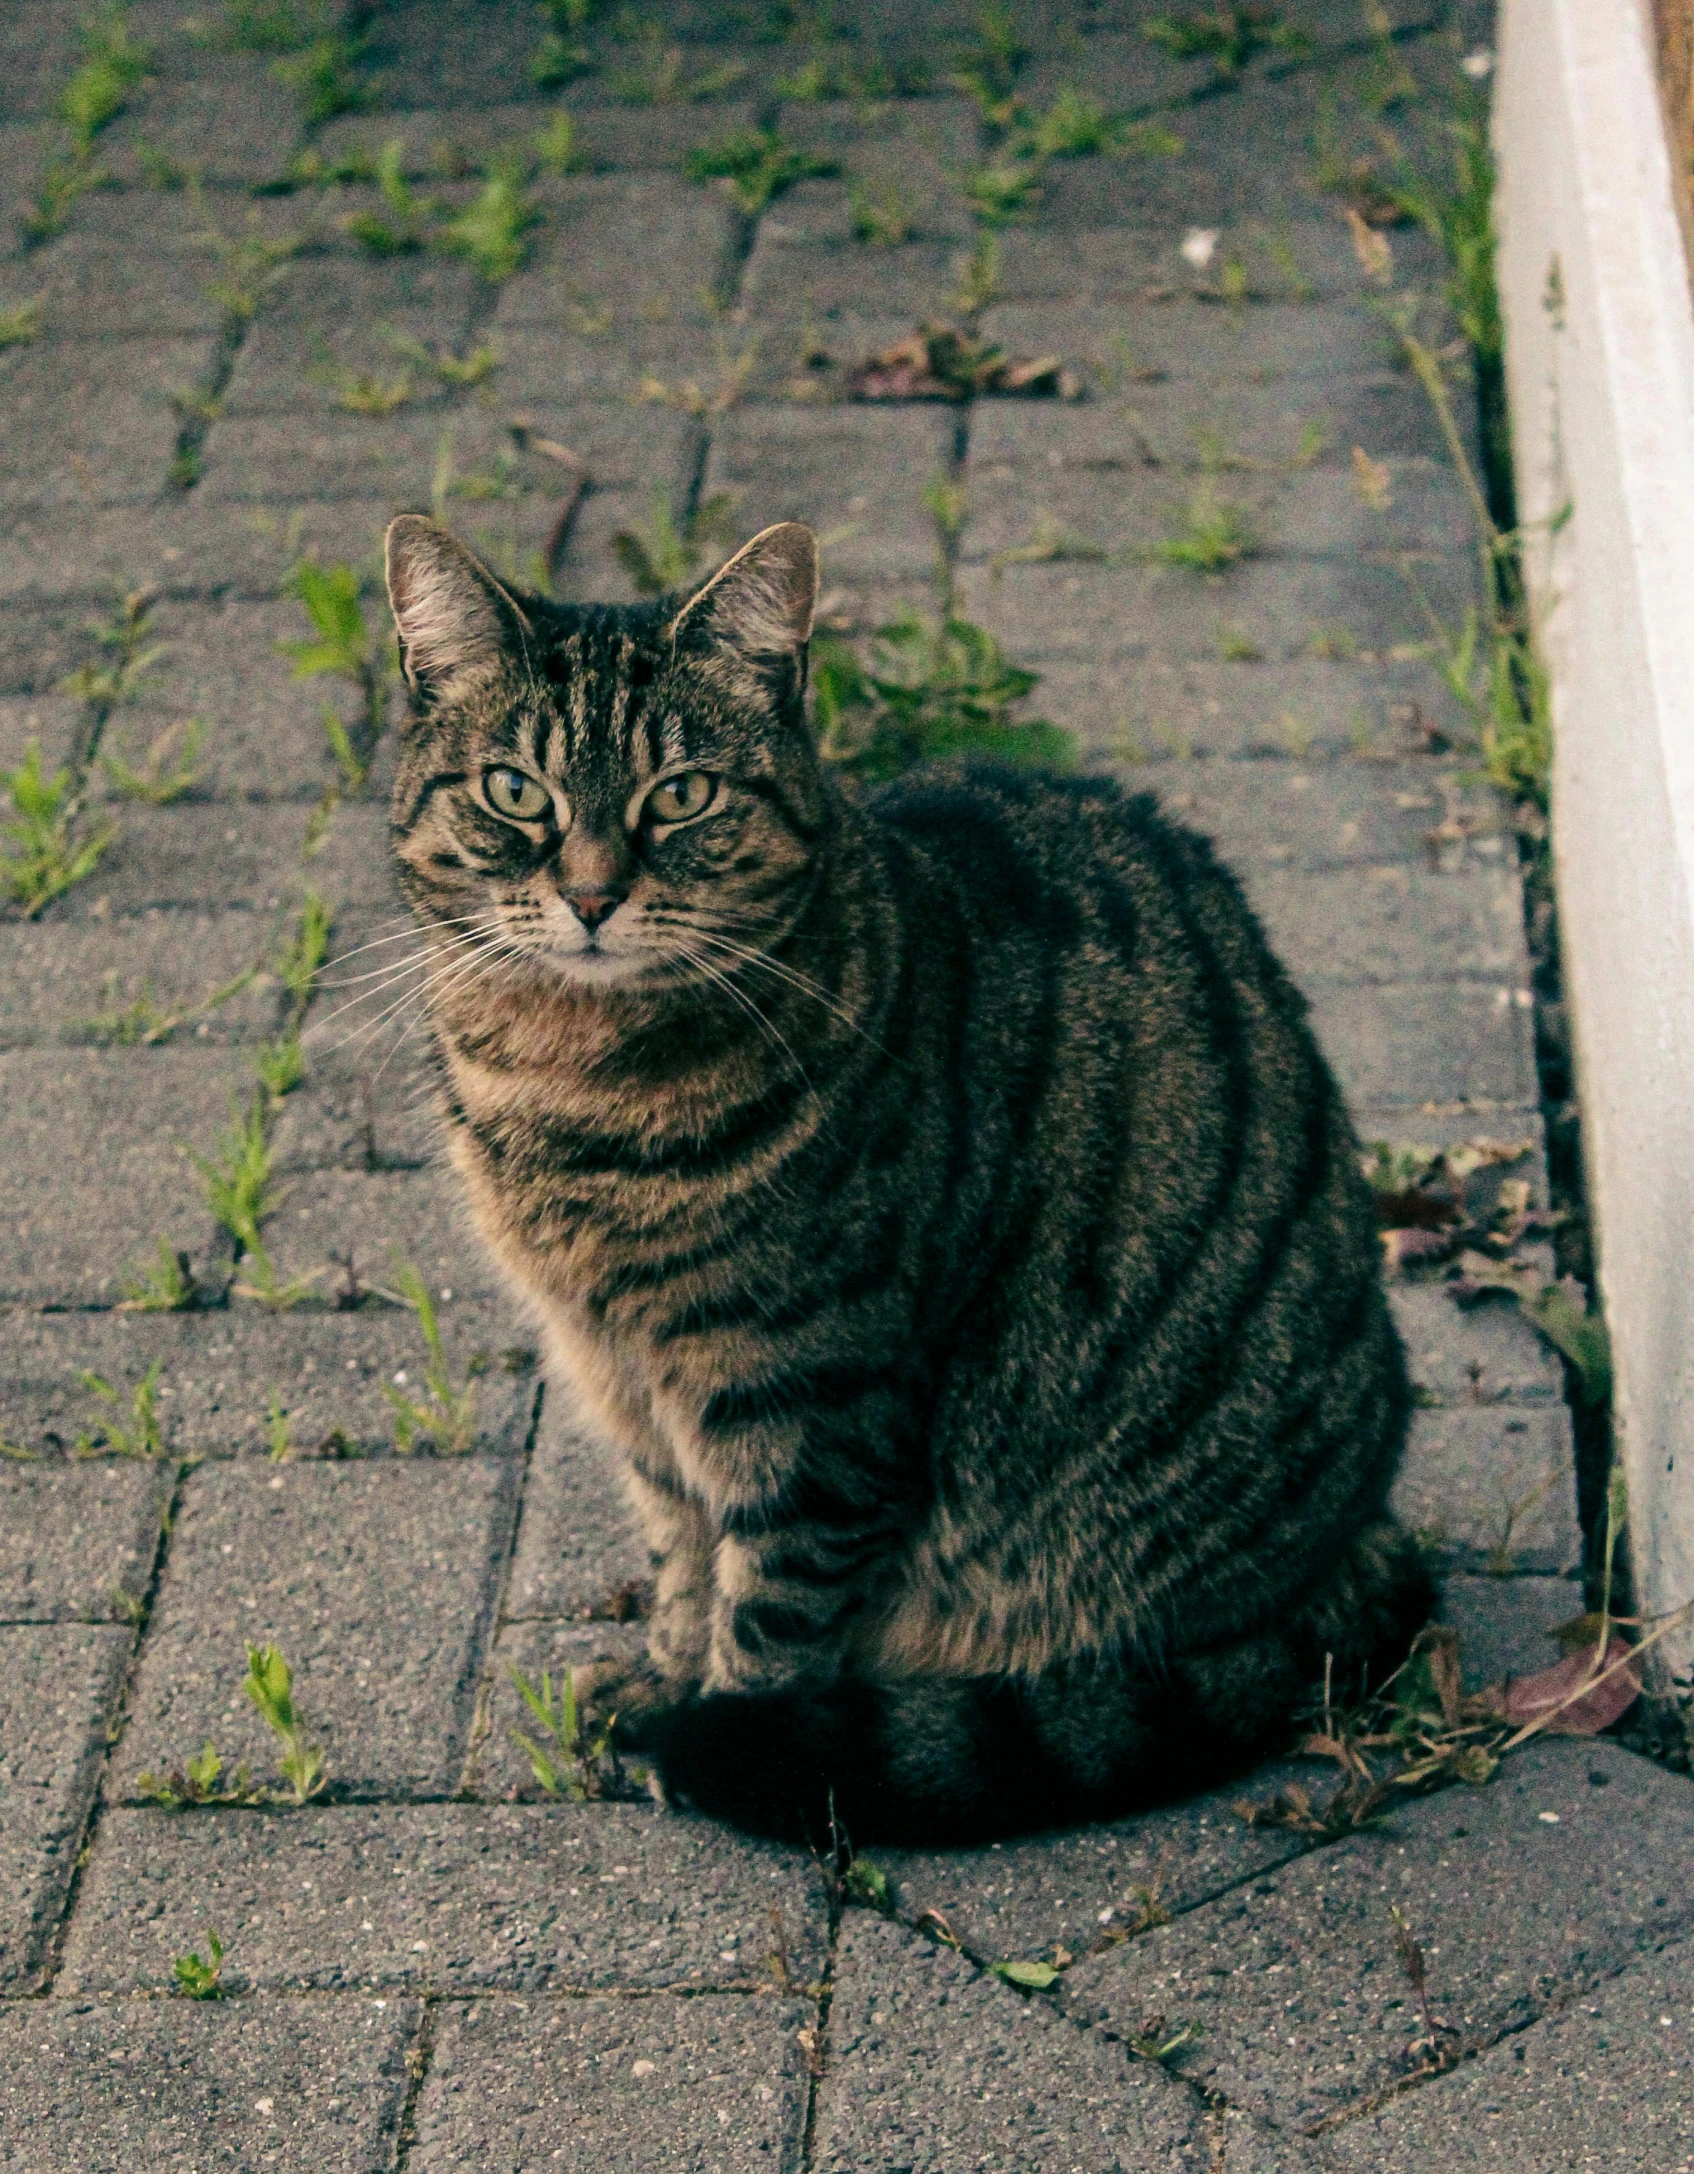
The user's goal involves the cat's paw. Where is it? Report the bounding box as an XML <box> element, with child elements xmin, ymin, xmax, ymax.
<box><xmin>573</xmin><ymin>1654</ymin><xmax>677</xmax><ymax>1745</ymax></box>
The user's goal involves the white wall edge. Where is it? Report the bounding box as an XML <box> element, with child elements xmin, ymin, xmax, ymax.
<box><xmin>1497</xmin><ymin>0</ymin><xmax>1694</xmax><ymax>1704</ymax></box>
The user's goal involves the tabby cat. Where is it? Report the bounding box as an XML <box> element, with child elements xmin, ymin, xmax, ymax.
<box><xmin>383</xmin><ymin>512</ymin><xmax>1430</xmax><ymax>1844</ymax></box>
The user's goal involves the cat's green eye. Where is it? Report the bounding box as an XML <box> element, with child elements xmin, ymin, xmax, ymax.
<box><xmin>484</xmin><ymin>767</ymin><xmax>550</xmax><ymax>822</ymax></box>
<box><xmin>645</xmin><ymin>770</ymin><xmax>717</xmax><ymax>826</ymax></box>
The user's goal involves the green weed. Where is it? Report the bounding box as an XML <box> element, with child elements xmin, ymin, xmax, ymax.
<box><xmin>0</xmin><ymin>744</ymin><xmax>115</xmax><ymax>917</ymax></box>
<box><xmin>320</xmin><ymin>706</ymin><xmax>367</xmax><ymax>791</ymax></box>
<box><xmin>531</xmin><ymin>0</ymin><xmax>597</xmax><ymax>89</ymax></box>
<box><xmin>195</xmin><ymin>1089</ymin><xmax>276</xmax><ymax>1259</ymax></box>
<box><xmin>194</xmin><ymin>200</ymin><xmax>306</xmax><ymax>323</ymax></box>
<box><xmin>57</xmin><ymin>5</ymin><xmax>152</xmax><ymax>156</ymax></box>
<box><xmin>386</xmin><ymin>1260</ymin><xmax>482</xmax><ymax>1455</ymax></box>
<box><xmin>279</xmin><ymin>890</ymin><xmax>331</xmax><ymax>1010</ymax></box>
<box><xmin>773</xmin><ymin>49</ymin><xmax>894</xmax><ymax>100</ymax></box>
<box><xmin>813</xmin><ymin>611</ymin><xmax>1073</xmax><ymax>784</ymax></box>
<box><xmin>1149</xmin><ymin>480</ymin><xmax>1258</xmax><ymax>572</ymax></box>
<box><xmin>612</xmin><ymin>489</ymin><xmax>738</xmax><ymax>597</ymax></box>
<box><xmin>610</xmin><ymin>28</ymin><xmax>745</xmax><ymax>104</ymax></box>
<box><xmin>850</xmin><ymin>173</ymin><xmax>917</xmax><ymax>247</ymax></box>
<box><xmin>993</xmin><ymin>1957</ymin><xmax>1059</xmax><ymax>1988</ymax></box>
<box><xmin>533</xmin><ymin>110</ymin><xmax>588</xmax><ymax>175</ymax></box>
<box><xmin>140</xmin><ymin>1743</ymin><xmax>264</xmax><ymax>1809</ymax></box>
<box><xmin>19</xmin><ymin>156</ymin><xmax>102</xmax><ymax>246</ymax></box>
<box><xmin>1028</xmin><ymin>86</ymin><xmax>1114</xmax><ymax>158</ymax></box>
<box><xmin>963</xmin><ymin>155</ymin><xmax>1043</xmax><ymax>228</ymax></box>
<box><xmin>842</xmin><ymin>1857</ymin><xmax>893</xmax><ymax>1909</ymax></box>
<box><xmin>76</xmin><ymin>1361</ymin><xmax>168</xmax><ymax>1458</ymax></box>
<box><xmin>342</xmin><ymin>138</ymin><xmax>431</xmax><ymax>256</ymax></box>
<box><xmin>243</xmin><ymin>1642</ymin><xmax>328</xmax><ymax>1803</ymax></box>
<box><xmin>172</xmin><ymin>1929</ymin><xmax>227</xmax><ymax>1998</ymax></box>
<box><xmin>333</xmin><ymin>366</ymin><xmax>415</xmax><ymax>415</ymax></box>
<box><xmin>266</xmin><ymin>1394</ymin><xmax>295</xmax><ymax>1460</ymax></box>
<box><xmin>385</xmin><ymin>329</ymin><xmax>501</xmax><ymax>388</ymax></box>
<box><xmin>281</xmin><ymin>560</ymin><xmax>391</xmax><ymax>772</ymax></box>
<box><xmin>120</xmin><ymin>1238</ymin><xmax>198</xmax><ymax>1312</ymax></box>
<box><xmin>101</xmin><ymin>717</ymin><xmax>206</xmax><ymax>803</ymax></box>
<box><xmin>508</xmin><ymin>1665</ymin><xmax>627</xmax><ymax>1797</ymax></box>
<box><xmin>435</xmin><ymin>158</ymin><xmax>538</xmax><ymax>282</ymax></box>
<box><xmin>207</xmin><ymin>0</ymin><xmax>329</xmax><ymax>52</ymax></box>
<box><xmin>61</xmin><ymin>588</ymin><xmax>163</xmax><ymax>711</ymax></box>
<box><xmin>0</xmin><ymin>297</ymin><xmax>42</xmax><ymax>348</ymax></box>
<box><xmin>271</xmin><ymin>31</ymin><xmax>371</xmax><ymax>126</ymax></box>
<box><xmin>256</xmin><ymin>1027</ymin><xmax>306</xmax><ymax>1099</ymax></box>
<box><xmin>1145</xmin><ymin>7</ymin><xmax>1310</xmax><ymax>75</ymax></box>
<box><xmin>949</xmin><ymin>3</ymin><xmax>1028</xmax><ymax>128</ymax></box>
<box><xmin>952</xmin><ymin>231</ymin><xmax>1001</xmax><ymax>315</ymax></box>
<box><xmin>684</xmin><ymin>127</ymin><xmax>837</xmax><ymax>215</ymax></box>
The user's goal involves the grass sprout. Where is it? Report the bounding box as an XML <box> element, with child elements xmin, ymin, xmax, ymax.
<box><xmin>386</xmin><ymin>1259</ymin><xmax>482</xmax><ymax>1455</ymax></box>
<box><xmin>1144</xmin><ymin>7</ymin><xmax>1311</xmax><ymax>75</ymax></box>
<box><xmin>813</xmin><ymin>610</ymin><xmax>1073</xmax><ymax>784</ymax></box>
<box><xmin>243</xmin><ymin>1642</ymin><xmax>327</xmax><ymax>1803</ymax></box>
<box><xmin>57</xmin><ymin>4</ymin><xmax>152</xmax><ymax>156</ymax></box>
<box><xmin>0</xmin><ymin>743</ymin><xmax>115</xmax><ymax>916</ymax></box>
<box><xmin>0</xmin><ymin>297</ymin><xmax>43</xmax><ymax>348</ymax></box>
<box><xmin>508</xmin><ymin>1665</ymin><xmax>630</xmax><ymax>1798</ymax></box>
<box><xmin>101</xmin><ymin>717</ymin><xmax>206</xmax><ymax>803</ymax></box>
<box><xmin>1149</xmin><ymin>480</ymin><xmax>1258</xmax><ymax>571</ymax></box>
<box><xmin>850</xmin><ymin>173</ymin><xmax>917</xmax><ymax>247</ymax></box>
<box><xmin>76</xmin><ymin>1361</ymin><xmax>168</xmax><ymax>1458</ymax></box>
<box><xmin>271</xmin><ymin>30</ymin><xmax>370</xmax><ymax>126</ymax></box>
<box><xmin>435</xmin><ymin>158</ymin><xmax>538</xmax><ymax>282</ymax></box>
<box><xmin>684</xmin><ymin>127</ymin><xmax>837</xmax><ymax>215</ymax></box>
<box><xmin>342</xmin><ymin>138</ymin><xmax>431</xmax><ymax>256</ymax></box>
<box><xmin>612</xmin><ymin>489</ymin><xmax>738</xmax><ymax>596</ymax></box>
<box><xmin>120</xmin><ymin>1239</ymin><xmax>199</xmax><ymax>1312</ymax></box>
<box><xmin>172</xmin><ymin>1928</ymin><xmax>227</xmax><ymax>1998</ymax></box>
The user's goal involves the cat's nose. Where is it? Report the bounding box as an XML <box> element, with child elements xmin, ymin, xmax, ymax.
<box><xmin>564</xmin><ymin>889</ymin><xmax>624</xmax><ymax>933</ymax></box>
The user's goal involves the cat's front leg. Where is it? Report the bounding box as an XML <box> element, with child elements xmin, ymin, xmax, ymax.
<box><xmin>703</xmin><ymin>1523</ymin><xmax>883</xmax><ymax>1695</ymax></box>
<box><xmin>625</xmin><ymin>1464</ymin><xmax>716</xmax><ymax>1690</ymax></box>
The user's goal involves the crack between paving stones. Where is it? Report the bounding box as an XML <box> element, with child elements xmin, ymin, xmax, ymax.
<box><xmin>389</xmin><ymin>1993</ymin><xmax>436</xmax><ymax>2171</ymax></box>
<box><xmin>28</xmin><ymin>1454</ymin><xmax>192</xmax><ymax>1998</ymax></box>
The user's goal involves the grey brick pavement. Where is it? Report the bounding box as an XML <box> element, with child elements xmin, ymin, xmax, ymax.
<box><xmin>2</xmin><ymin>1</ymin><xmax>1685</xmax><ymax>2166</ymax></box>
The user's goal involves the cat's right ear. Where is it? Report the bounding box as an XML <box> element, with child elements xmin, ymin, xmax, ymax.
<box><xmin>384</xmin><ymin>515</ymin><xmax>532</xmax><ymax>706</ymax></box>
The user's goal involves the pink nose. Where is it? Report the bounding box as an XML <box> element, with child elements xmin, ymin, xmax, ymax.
<box><xmin>565</xmin><ymin>890</ymin><xmax>622</xmax><ymax>933</ymax></box>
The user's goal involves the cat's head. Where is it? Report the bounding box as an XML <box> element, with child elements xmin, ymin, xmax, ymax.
<box><xmin>383</xmin><ymin>514</ymin><xmax>832</xmax><ymax>992</ymax></box>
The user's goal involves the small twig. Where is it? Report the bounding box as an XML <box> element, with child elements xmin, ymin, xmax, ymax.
<box><xmin>509</xmin><ymin>424</ymin><xmax>590</xmax><ymax>582</ymax></box>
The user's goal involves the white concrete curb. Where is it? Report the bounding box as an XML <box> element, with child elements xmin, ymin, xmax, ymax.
<box><xmin>1497</xmin><ymin>0</ymin><xmax>1694</xmax><ymax>1710</ymax></box>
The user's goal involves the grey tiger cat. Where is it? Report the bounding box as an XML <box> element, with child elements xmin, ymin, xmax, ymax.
<box><xmin>382</xmin><ymin>512</ymin><xmax>1430</xmax><ymax>1844</ymax></box>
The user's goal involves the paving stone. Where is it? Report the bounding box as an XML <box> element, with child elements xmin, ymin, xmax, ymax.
<box><xmin>471</xmin><ymin>1619</ymin><xmax>650</xmax><ymax>1800</ymax></box>
<box><xmin>0</xmin><ymin>1994</ymin><xmax>418</xmax><ymax>2171</ymax></box>
<box><xmin>319</xmin><ymin>100</ymin><xmax>763</xmax><ymax>180</ymax></box>
<box><xmin>61</xmin><ymin>1800</ymin><xmax>827</xmax><ymax>1993</ymax></box>
<box><xmin>261</xmin><ymin>1164</ymin><xmax>504</xmax><ymax>1305</ymax></box>
<box><xmin>221</xmin><ymin>253</ymin><xmax>485</xmax><ymax>415</ymax></box>
<box><xmin>0</xmin><ymin>1461</ymin><xmax>172</xmax><ymax>1623</ymax></box>
<box><xmin>20</xmin><ymin>192</ymin><xmax>225</xmax><ymax>337</ymax></box>
<box><xmin>0</xmin><ymin>1300</ymin><xmax>537</xmax><ymax>1461</ymax></box>
<box><xmin>1389</xmin><ymin>1283</ymin><xmax>1565</xmax><ymax>1406</ymax></box>
<box><xmin>410</xmin><ymin>1993</ymin><xmax>811</xmax><ymax>2171</ymax></box>
<box><xmin>0</xmin><ymin>335</ymin><xmax>212</xmax><ymax>506</ymax></box>
<box><xmin>961</xmin><ymin>448</ymin><xmax>1473</xmax><ymax>564</ymax></box>
<box><xmin>92</xmin><ymin>595</ymin><xmax>383</xmax><ymax>805</ymax></box>
<box><xmin>489</xmin><ymin>173</ymin><xmax>737</xmax><ymax>329</ymax></box>
<box><xmin>103</xmin><ymin>52</ymin><xmax>305</xmax><ymax>187</ymax></box>
<box><xmin>775</xmin><ymin>96</ymin><xmax>979</xmax><ymax>243</ymax></box>
<box><xmin>1395</xmin><ymin>1403</ymin><xmax>1581</xmax><ymax>1575</ymax></box>
<box><xmin>112</xmin><ymin>1456</ymin><xmax>520</xmax><ymax>1796</ymax></box>
<box><xmin>956</xmin><ymin>554</ymin><xmax>1477</xmax><ymax>668</ymax></box>
<box><xmin>990</xmin><ymin>219</ymin><xmax>1445</xmax><ymax>305</ymax></box>
<box><xmin>983</xmin><ymin>298</ymin><xmax>1402</xmax><ymax>393</ymax></box>
<box><xmin>871</xmin><ymin>1760</ymin><xmax>1322</xmax><ymax>1967</ymax></box>
<box><xmin>1129</xmin><ymin>758</ymin><xmax>1511</xmax><ymax>875</ymax></box>
<box><xmin>1242</xmin><ymin>861</ymin><xmax>1528</xmax><ymax>992</ymax></box>
<box><xmin>0</xmin><ymin>1045</ymin><xmax>246</xmax><ymax>1306</ymax></box>
<box><xmin>0</xmin><ymin>494</ymin><xmax>402</xmax><ymax>606</ymax></box>
<box><xmin>1307</xmin><ymin>980</ymin><xmax>1537</xmax><ymax>1113</ymax></box>
<box><xmin>272</xmin><ymin>1030</ymin><xmax>441</xmax><ymax>1173</ymax></box>
<box><xmin>705</xmin><ymin>403</ymin><xmax>957</xmax><ymax>580</ymax></box>
<box><xmin>1440</xmin><ymin>1574</ymin><xmax>1588</xmax><ymax>1695</ymax></box>
<box><xmin>1058</xmin><ymin>1739</ymin><xmax>1694</xmax><ymax>2134</ymax></box>
<box><xmin>197</xmin><ymin>403</ymin><xmax>513</xmax><ymax>508</ymax></box>
<box><xmin>0</xmin><ymin>909</ymin><xmax>280</xmax><ymax>1049</ymax></box>
<box><xmin>0</xmin><ymin>1623</ymin><xmax>131</xmax><ymax>1990</ymax></box>
<box><xmin>1032</xmin><ymin>655</ymin><xmax>1472</xmax><ymax>763</ymax></box>
<box><xmin>738</xmin><ymin>233</ymin><xmax>963</xmax><ymax>397</ymax></box>
<box><xmin>812</xmin><ymin>1912</ymin><xmax>1210</xmax><ymax>2172</ymax></box>
<box><xmin>504</xmin><ymin>1398</ymin><xmax>649</xmax><ymax>1621</ymax></box>
<box><xmin>1323</xmin><ymin>1934</ymin><xmax>1694</xmax><ymax>2171</ymax></box>
<box><xmin>40</xmin><ymin>800</ymin><xmax>326</xmax><ymax>921</ymax></box>
<box><xmin>0</xmin><ymin>691</ymin><xmax>82</xmax><ymax>775</ymax></box>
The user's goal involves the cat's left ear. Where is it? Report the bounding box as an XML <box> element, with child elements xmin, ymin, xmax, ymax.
<box><xmin>385</xmin><ymin>514</ymin><xmax>532</xmax><ymax>706</ymax></box>
<box><xmin>668</xmin><ymin>522</ymin><xmax>819</xmax><ymax>684</ymax></box>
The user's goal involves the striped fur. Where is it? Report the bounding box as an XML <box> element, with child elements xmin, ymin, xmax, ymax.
<box><xmin>384</xmin><ymin>517</ymin><xmax>1429</xmax><ymax>1844</ymax></box>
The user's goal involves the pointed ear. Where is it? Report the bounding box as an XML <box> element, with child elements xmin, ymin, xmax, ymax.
<box><xmin>384</xmin><ymin>514</ymin><xmax>532</xmax><ymax>705</ymax></box>
<box><xmin>668</xmin><ymin>522</ymin><xmax>819</xmax><ymax>667</ymax></box>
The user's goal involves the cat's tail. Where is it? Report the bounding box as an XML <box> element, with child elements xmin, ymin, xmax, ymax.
<box><xmin>636</xmin><ymin>1520</ymin><xmax>1433</xmax><ymax>1847</ymax></box>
